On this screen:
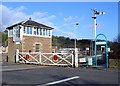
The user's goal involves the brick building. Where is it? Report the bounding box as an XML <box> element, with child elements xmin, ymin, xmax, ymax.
<box><xmin>6</xmin><ymin>18</ymin><xmax>54</xmax><ymax>63</ymax></box>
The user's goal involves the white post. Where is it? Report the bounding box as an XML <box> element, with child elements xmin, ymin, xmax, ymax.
<box><xmin>74</xmin><ymin>23</ymin><xmax>79</xmax><ymax>68</ymax></box>
<box><xmin>71</xmin><ymin>53</ymin><xmax>74</xmax><ymax>67</ymax></box>
<box><xmin>39</xmin><ymin>52</ymin><xmax>42</xmax><ymax>64</ymax></box>
<box><xmin>16</xmin><ymin>49</ymin><xmax>19</xmax><ymax>62</ymax></box>
<box><xmin>94</xmin><ymin>9</ymin><xmax>97</xmax><ymax>39</ymax></box>
<box><xmin>75</xmin><ymin>48</ymin><xmax>78</xmax><ymax>67</ymax></box>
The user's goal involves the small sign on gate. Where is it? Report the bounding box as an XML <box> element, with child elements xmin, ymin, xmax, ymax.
<box><xmin>53</xmin><ymin>55</ymin><xmax>58</xmax><ymax>61</ymax></box>
<box><xmin>25</xmin><ymin>54</ymin><xmax>29</xmax><ymax>60</ymax></box>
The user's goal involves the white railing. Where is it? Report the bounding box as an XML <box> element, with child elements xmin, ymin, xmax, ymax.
<box><xmin>16</xmin><ymin>50</ymin><xmax>74</xmax><ymax>67</ymax></box>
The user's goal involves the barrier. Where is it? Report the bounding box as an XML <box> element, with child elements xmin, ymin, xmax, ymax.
<box><xmin>16</xmin><ymin>50</ymin><xmax>74</xmax><ymax>67</ymax></box>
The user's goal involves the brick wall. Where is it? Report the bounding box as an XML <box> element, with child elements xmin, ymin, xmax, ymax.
<box><xmin>8</xmin><ymin>37</ymin><xmax>22</xmax><ymax>63</ymax></box>
<box><xmin>22</xmin><ymin>36</ymin><xmax>52</xmax><ymax>53</ymax></box>
<box><xmin>7</xmin><ymin>36</ymin><xmax>52</xmax><ymax>63</ymax></box>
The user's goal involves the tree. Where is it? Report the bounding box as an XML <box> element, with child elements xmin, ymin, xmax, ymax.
<box><xmin>0</xmin><ymin>31</ymin><xmax>8</xmax><ymax>46</ymax></box>
<box><xmin>118</xmin><ymin>33</ymin><xmax>120</xmax><ymax>42</ymax></box>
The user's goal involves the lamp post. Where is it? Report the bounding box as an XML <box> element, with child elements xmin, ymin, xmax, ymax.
<box><xmin>74</xmin><ymin>23</ymin><xmax>79</xmax><ymax>68</ymax></box>
<box><xmin>92</xmin><ymin>8</ymin><xmax>105</xmax><ymax>67</ymax></box>
<box><xmin>74</xmin><ymin>23</ymin><xmax>79</xmax><ymax>50</ymax></box>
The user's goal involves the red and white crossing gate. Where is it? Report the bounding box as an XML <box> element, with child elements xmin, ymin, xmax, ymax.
<box><xmin>16</xmin><ymin>50</ymin><xmax>75</xmax><ymax>67</ymax></box>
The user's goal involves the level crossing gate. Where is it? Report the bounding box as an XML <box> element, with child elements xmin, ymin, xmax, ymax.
<box><xmin>16</xmin><ymin>50</ymin><xmax>75</xmax><ymax>67</ymax></box>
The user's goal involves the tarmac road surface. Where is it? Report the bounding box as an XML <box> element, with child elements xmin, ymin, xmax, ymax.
<box><xmin>1</xmin><ymin>63</ymin><xmax>119</xmax><ymax>86</ymax></box>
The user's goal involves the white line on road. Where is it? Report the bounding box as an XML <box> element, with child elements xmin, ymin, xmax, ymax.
<box><xmin>39</xmin><ymin>76</ymin><xmax>79</xmax><ymax>86</ymax></box>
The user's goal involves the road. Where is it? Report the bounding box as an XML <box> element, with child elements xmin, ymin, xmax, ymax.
<box><xmin>1</xmin><ymin>63</ymin><xmax>119</xmax><ymax>86</ymax></box>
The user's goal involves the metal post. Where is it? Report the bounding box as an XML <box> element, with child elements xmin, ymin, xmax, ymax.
<box><xmin>95</xmin><ymin>40</ymin><xmax>97</xmax><ymax>67</ymax></box>
<box><xmin>106</xmin><ymin>41</ymin><xmax>108</xmax><ymax>68</ymax></box>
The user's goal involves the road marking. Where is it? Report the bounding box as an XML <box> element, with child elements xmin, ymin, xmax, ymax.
<box><xmin>39</xmin><ymin>76</ymin><xmax>79</xmax><ymax>86</ymax></box>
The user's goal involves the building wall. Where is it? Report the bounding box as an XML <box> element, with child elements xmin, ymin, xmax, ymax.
<box><xmin>22</xmin><ymin>36</ymin><xmax>52</xmax><ymax>53</ymax></box>
<box><xmin>8</xmin><ymin>37</ymin><xmax>22</xmax><ymax>63</ymax></box>
<box><xmin>7</xmin><ymin>36</ymin><xmax>52</xmax><ymax>63</ymax></box>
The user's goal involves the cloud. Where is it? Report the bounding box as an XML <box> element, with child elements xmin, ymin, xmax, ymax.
<box><xmin>0</xmin><ymin>4</ymin><xmax>82</xmax><ymax>39</ymax></box>
<box><xmin>53</xmin><ymin>27</ymin><xmax>75</xmax><ymax>38</ymax></box>
<box><xmin>86</xmin><ymin>23</ymin><xmax>104</xmax><ymax>30</ymax></box>
<box><xmin>1</xmin><ymin>4</ymin><xmax>28</xmax><ymax>31</ymax></box>
<box><xmin>64</xmin><ymin>16</ymin><xmax>78</xmax><ymax>22</ymax></box>
<box><xmin>0</xmin><ymin>4</ymin><xmax>56</xmax><ymax>31</ymax></box>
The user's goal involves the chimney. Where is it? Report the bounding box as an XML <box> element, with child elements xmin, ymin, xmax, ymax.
<box><xmin>29</xmin><ymin>17</ymin><xmax>31</xmax><ymax>20</ymax></box>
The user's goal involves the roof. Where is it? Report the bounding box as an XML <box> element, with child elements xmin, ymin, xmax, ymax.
<box><xmin>6</xmin><ymin>18</ymin><xmax>54</xmax><ymax>30</ymax></box>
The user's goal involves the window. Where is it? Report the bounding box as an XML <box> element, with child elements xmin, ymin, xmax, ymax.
<box><xmin>23</xmin><ymin>27</ymin><xmax>26</xmax><ymax>33</ymax></box>
<box><xmin>36</xmin><ymin>28</ymin><xmax>39</xmax><ymax>35</ymax></box>
<box><xmin>27</xmin><ymin>26</ymin><xmax>29</xmax><ymax>34</ymax></box>
<box><xmin>49</xmin><ymin>30</ymin><xmax>51</xmax><ymax>36</ymax></box>
<box><xmin>16</xmin><ymin>28</ymin><xmax>20</xmax><ymax>38</ymax></box>
<box><xmin>34</xmin><ymin>28</ymin><xmax>37</xmax><ymax>35</ymax></box>
<box><xmin>46</xmin><ymin>29</ymin><xmax>48</xmax><ymax>36</ymax></box>
<box><xmin>40</xmin><ymin>28</ymin><xmax>42</xmax><ymax>35</ymax></box>
<box><xmin>35</xmin><ymin>44</ymin><xmax>40</xmax><ymax>52</ymax></box>
<box><xmin>8</xmin><ymin>29</ymin><xmax>13</xmax><ymax>37</ymax></box>
<box><xmin>43</xmin><ymin>29</ymin><xmax>45</xmax><ymax>35</ymax></box>
<box><xmin>13</xmin><ymin>26</ymin><xmax>20</xmax><ymax>42</ymax></box>
<box><xmin>24</xmin><ymin>26</ymin><xmax>32</xmax><ymax>34</ymax></box>
<box><xmin>27</xmin><ymin>26</ymin><xmax>32</xmax><ymax>34</ymax></box>
<box><xmin>29</xmin><ymin>27</ymin><xmax>32</xmax><ymax>34</ymax></box>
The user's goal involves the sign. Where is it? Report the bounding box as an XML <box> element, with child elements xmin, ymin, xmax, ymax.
<box><xmin>88</xmin><ymin>58</ymin><xmax>92</xmax><ymax>65</ymax></box>
<box><xmin>26</xmin><ymin>54</ymin><xmax>29</xmax><ymax>60</ymax></box>
<box><xmin>86</xmin><ymin>48</ymin><xmax>89</xmax><ymax>51</ymax></box>
<box><xmin>96</xmin><ymin>41</ymin><xmax>106</xmax><ymax>45</ymax></box>
<box><xmin>53</xmin><ymin>55</ymin><xmax>58</xmax><ymax>60</ymax></box>
<box><xmin>108</xmin><ymin>48</ymin><xmax>110</xmax><ymax>52</ymax></box>
<box><xmin>79</xmin><ymin>58</ymin><xmax>86</xmax><ymax>62</ymax></box>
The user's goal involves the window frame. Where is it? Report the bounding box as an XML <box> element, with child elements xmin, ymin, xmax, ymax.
<box><xmin>35</xmin><ymin>44</ymin><xmax>40</xmax><ymax>52</ymax></box>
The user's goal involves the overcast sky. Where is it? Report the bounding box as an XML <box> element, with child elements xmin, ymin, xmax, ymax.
<box><xmin>1</xmin><ymin>2</ymin><xmax>118</xmax><ymax>41</ymax></box>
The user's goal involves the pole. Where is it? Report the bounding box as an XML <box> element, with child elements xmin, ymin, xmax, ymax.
<box><xmin>92</xmin><ymin>8</ymin><xmax>97</xmax><ymax>39</ymax></box>
<box><xmin>74</xmin><ymin>24</ymin><xmax>76</xmax><ymax>50</ymax></box>
<box><xmin>106</xmin><ymin>41</ymin><xmax>108</xmax><ymax>68</ymax></box>
<box><xmin>94</xmin><ymin>11</ymin><xmax>97</xmax><ymax>39</ymax></box>
<box><xmin>92</xmin><ymin>9</ymin><xmax>97</xmax><ymax>67</ymax></box>
<box><xmin>74</xmin><ymin>23</ymin><xmax>79</xmax><ymax>68</ymax></box>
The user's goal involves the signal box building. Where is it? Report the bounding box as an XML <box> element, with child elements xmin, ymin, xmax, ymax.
<box><xmin>6</xmin><ymin>18</ymin><xmax>54</xmax><ymax>63</ymax></box>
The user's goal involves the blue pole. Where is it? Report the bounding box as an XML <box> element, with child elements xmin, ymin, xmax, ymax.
<box><xmin>106</xmin><ymin>41</ymin><xmax>108</xmax><ymax>68</ymax></box>
<box><xmin>94</xmin><ymin>39</ymin><xmax>97</xmax><ymax>67</ymax></box>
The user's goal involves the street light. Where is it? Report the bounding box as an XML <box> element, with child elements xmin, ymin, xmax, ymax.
<box><xmin>74</xmin><ymin>23</ymin><xmax>79</xmax><ymax>50</ymax></box>
<box><xmin>74</xmin><ymin>22</ymin><xmax>79</xmax><ymax>68</ymax></box>
<box><xmin>92</xmin><ymin>8</ymin><xmax>106</xmax><ymax>38</ymax></box>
